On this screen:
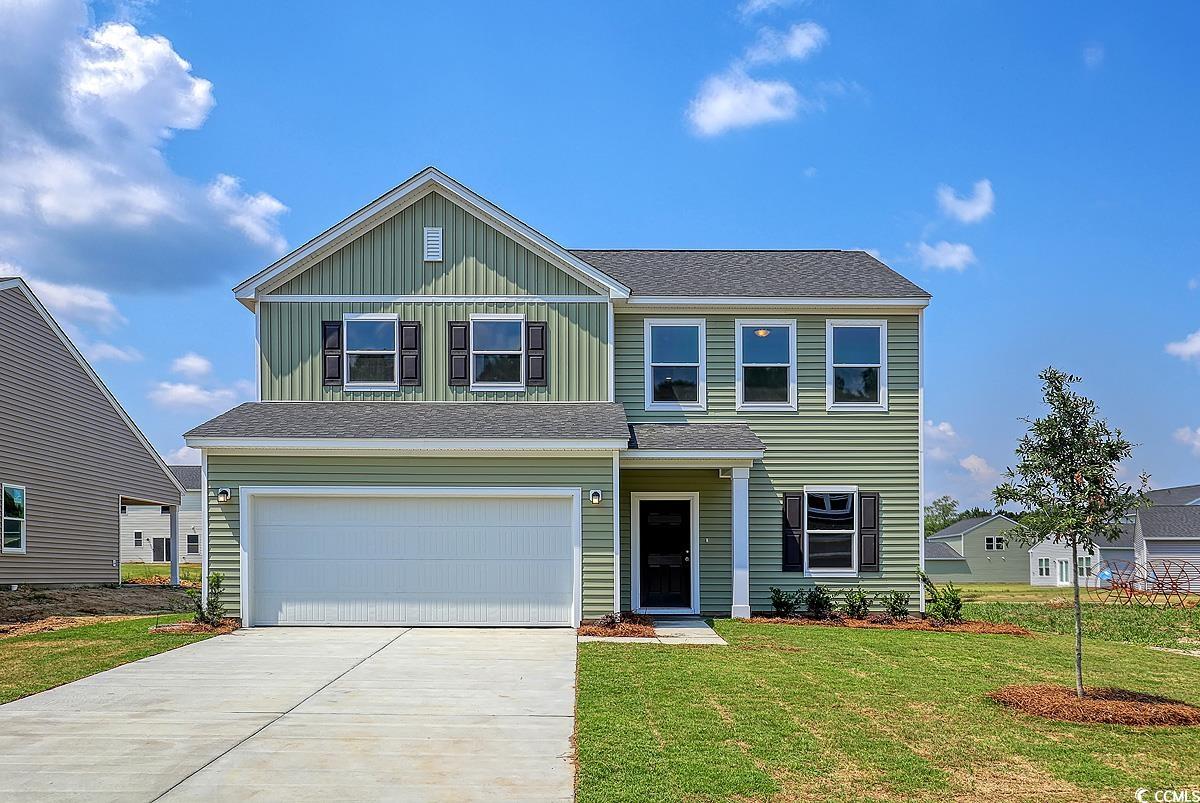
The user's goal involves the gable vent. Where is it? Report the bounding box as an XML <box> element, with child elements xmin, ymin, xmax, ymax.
<box><xmin>423</xmin><ymin>226</ymin><xmax>443</xmax><ymax>262</ymax></box>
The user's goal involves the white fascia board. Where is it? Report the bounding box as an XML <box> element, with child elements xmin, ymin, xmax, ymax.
<box><xmin>621</xmin><ymin>296</ymin><xmax>931</xmax><ymax>308</ymax></box>
<box><xmin>235</xmin><ymin>167</ymin><xmax>630</xmax><ymax>303</ymax></box>
<box><xmin>185</xmin><ymin>436</ymin><xmax>630</xmax><ymax>451</ymax></box>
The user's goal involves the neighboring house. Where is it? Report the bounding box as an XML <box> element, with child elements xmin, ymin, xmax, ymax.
<box><xmin>0</xmin><ymin>277</ymin><xmax>184</xmax><ymax>586</ymax></box>
<box><xmin>121</xmin><ymin>466</ymin><xmax>203</xmax><ymax>564</ymax></box>
<box><xmin>183</xmin><ymin>167</ymin><xmax>930</xmax><ymax>627</ymax></box>
<box><xmin>1028</xmin><ymin>538</ymin><xmax>1097</xmax><ymax>588</ymax></box>
<box><xmin>923</xmin><ymin>515</ymin><xmax>1026</xmax><ymax>584</ymax></box>
<box><xmin>1135</xmin><ymin>504</ymin><xmax>1200</xmax><ymax>572</ymax></box>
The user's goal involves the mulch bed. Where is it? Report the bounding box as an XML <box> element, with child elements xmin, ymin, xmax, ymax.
<box><xmin>989</xmin><ymin>684</ymin><xmax>1200</xmax><ymax>726</ymax></box>
<box><xmin>578</xmin><ymin>613</ymin><xmax>657</xmax><ymax>638</ymax></box>
<box><xmin>125</xmin><ymin>575</ymin><xmax>201</xmax><ymax>589</ymax></box>
<box><xmin>149</xmin><ymin>618</ymin><xmax>239</xmax><ymax>636</ymax></box>
<box><xmin>751</xmin><ymin>614</ymin><xmax>1031</xmax><ymax>636</ymax></box>
<box><xmin>0</xmin><ymin>585</ymin><xmax>192</xmax><ymax>623</ymax></box>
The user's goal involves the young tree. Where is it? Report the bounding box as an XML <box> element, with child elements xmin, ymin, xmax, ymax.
<box><xmin>924</xmin><ymin>494</ymin><xmax>959</xmax><ymax>534</ymax></box>
<box><xmin>993</xmin><ymin>367</ymin><xmax>1148</xmax><ymax>698</ymax></box>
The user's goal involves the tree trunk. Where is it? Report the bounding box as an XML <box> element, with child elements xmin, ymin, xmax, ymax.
<box><xmin>1071</xmin><ymin>539</ymin><xmax>1084</xmax><ymax>699</ymax></box>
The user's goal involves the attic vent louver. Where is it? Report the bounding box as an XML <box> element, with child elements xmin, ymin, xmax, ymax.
<box><xmin>423</xmin><ymin>227</ymin><xmax>443</xmax><ymax>262</ymax></box>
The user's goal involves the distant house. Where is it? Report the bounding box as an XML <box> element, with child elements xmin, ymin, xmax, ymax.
<box><xmin>923</xmin><ymin>515</ymin><xmax>1025</xmax><ymax>584</ymax></box>
<box><xmin>121</xmin><ymin>466</ymin><xmax>202</xmax><ymax>564</ymax></box>
<box><xmin>1135</xmin><ymin>504</ymin><xmax>1200</xmax><ymax>572</ymax></box>
<box><xmin>0</xmin><ymin>277</ymin><xmax>184</xmax><ymax>586</ymax></box>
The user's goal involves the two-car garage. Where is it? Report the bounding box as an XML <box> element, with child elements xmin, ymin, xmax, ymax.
<box><xmin>242</xmin><ymin>488</ymin><xmax>580</xmax><ymax>627</ymax></box>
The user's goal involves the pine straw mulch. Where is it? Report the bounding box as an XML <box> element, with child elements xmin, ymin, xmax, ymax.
<box><xmin>125</xmin><ymin>575</ymin><xmax>201</xmax><ymax>589</ymax></box>
<box><xmin>0</xmin><ymin>615</ymin><xmax>145</xmax><ymax>639</ymax></box>
<box><xmin>988</xmin><ymin>684</ymin><xmax>1200</xmax><ymax>727</ymax></box>
<box><xmin>750</xmin><ymin>614</ymin><xmax>1031</xmax><ymax>636</ymax></box>
<box><xmin>578</xmin><ymin>613</ymin><xmax>657</xmax><ymax>638</ymax></box>
<box><xmin>149</xmin><ymin>618</ymin><xmax>240</xmax><ymax>636</ymax></box>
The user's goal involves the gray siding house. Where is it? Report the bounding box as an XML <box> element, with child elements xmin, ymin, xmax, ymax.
<box><xmin>121</xmin><ymin>466</ymin><xmax>203</xmax><ymax>564</ymax></box>
<box><xmin>923</xmin><ymin>515</ymin><xmax>1026</xmax><ymax>583</ymax></box>
<box><xmin>0</xmin><ymin>278</ymin><xmax>184</xmax><ymax>586</ymax></box>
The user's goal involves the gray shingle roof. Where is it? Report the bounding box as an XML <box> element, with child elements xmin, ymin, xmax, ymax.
<box><xmin>1147</xmin><ymin>483</ymin><xmax>1200</xmax><ymax>506</ymax></box>
<box><xmin>168</xmin><ymin>465</ymin><xmax>202</xmax><ymax>490</ymax></box>
<box><xmin>924</xmin><ymin>541</ymin><xmax>965</xmax><ymax>560</ymax></box>
<box><xmin>570</xmin><ymin>250</ymin><xmax>930</xmax><ymax>299</ymax></box>
<box><xmin>1139</xmin><ymin>506</ymin><xmax>1200</xmax><ymax>540</ymax></box>
<box><xmin>928</xmin><ymin>516</ymin><xmax>995</xmax><ymax>539</ymax></box>
<box><xmin>185</xmin><ymin>402</ymin><xmax>630</xmax><ymax>440</ymax></box>
<box><xmin>628</xmin><ymin>422</ymin><xmax>764</xmax><ymax>452</ymax></box>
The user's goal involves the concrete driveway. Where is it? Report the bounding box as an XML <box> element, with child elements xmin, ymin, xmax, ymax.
<box><xmin>0</xmin><ymin>628</ymin><xmax>577</xmax><ymax>802</ymax></box>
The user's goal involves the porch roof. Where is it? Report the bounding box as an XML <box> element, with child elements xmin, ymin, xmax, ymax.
<box><xmin>624</xmin><ymin>422</ymin><xmax>765</xmax><ymax>464</ymax></box>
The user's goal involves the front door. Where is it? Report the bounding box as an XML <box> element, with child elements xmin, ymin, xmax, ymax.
<box><xmin>152</xmin><ymin>537</ymin><xmax>170</xmax><ymax>563</ymax></box>
<box><xmin>639</xmin><ymin>499</ymin><xmax>691</xmax><ymax>609</ymax></box>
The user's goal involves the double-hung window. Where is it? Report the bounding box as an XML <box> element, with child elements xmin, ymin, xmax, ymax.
<box><xmin>644</xmin><ymin>319</ymin><xmax>706</xmax><ymax>410</ymax></box>
<box><xmin>826</xmin><ymin>320</ymin><xmax>887</xmax><ymax>411</ymax></box>
<box><xmin>1077</xmin><ymin>555</ymin><xmax>1093</xmax><ymax>578</ymax></box>
<box><xmin>3</xmin><ymin>484</ymin><xmax>26</xmax><ymax>554</ymax></box>
<box><xmin>187</xmin><ymin>533</ymin><xmax>200</xmax><ymax>555</ymax></box>
<box><xmin>470</xmin><ymin>314</ymin><xmax>525</xmax><ymax>390</ymax></box>
<box><xmin>736</xmin><ymin>319</ymin><xmax>796</xmax><ymax>410</ymax></box>
<box><xmin>134</xmin><ymin>531</ymin><xmax>143</xmax><ymax>548</ymax></box>
<box><xmin>343</xmin><ymin>313</ymin><xmax>399</xmax><ymax>389</ymax></box>
<box><xmin>804</xmin><ymin>487</ymin><xmax>857</xmax><ymax>574</ymax></box>
<box><xmin>1038</xmin><ymin>557</ymin><xmax>1051</xmax><ymax>577</ymax></box>
<box><xmin>985</xmin><ymin>535</ymin><xmax>1006</xmax><ymax>551</ymax></box>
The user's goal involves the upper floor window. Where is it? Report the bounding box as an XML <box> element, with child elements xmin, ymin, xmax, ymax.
<box><xmin>644</xmin><ymin>319</ymin><xmax>706</xmax><ymax>411</ymax></box>
<box><xmin>736</xmin><ymin>320</ymin><xmax>796</xmax><ymax>410</ymax></box>
<box><xmin>3</xmin><ymin>484</ymin><xmax>26</xmax><ymax>554</ymax></box>
<box><xmin>985</xmin><ymin>535</ymin><xmax>1006</xmax><ymax>551</ymax></box>
<box><xmin>826</xmin><ymin>320</ymin><xmax>887</xmax><ymax>411</ymax></box>
<box><xmin>344</xmin><ymin>313</ymin><xmax>398</xmax><ymax>390</ymax></box>
<box><xmin>470</xmin><ymin>314</ymin><xmax>525</xmax><ymax>391</ymax></box>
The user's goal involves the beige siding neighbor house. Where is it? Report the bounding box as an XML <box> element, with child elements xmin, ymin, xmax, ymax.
<box><xmin>121</xmin><ymin>466</ymin><xmax>203</xmax><ymax>564</ymax></box>
<box><xmin>0</xmin><ymin>278</ymin><xmax>184</xmax><ymax>586</ymax></box>
<box><xmin>185</xmin><ymin>167</ymin><xmax>930</xmax><ymax>626</ymax></box>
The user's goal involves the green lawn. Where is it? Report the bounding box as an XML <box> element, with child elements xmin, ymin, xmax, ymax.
<box><xmin>956</xmin><ymin>583</ymin><xmax>1077</xmax><ymax>603</ymax></box>
<box><xmin>121</xmin><ymin>562</ymin><xmax>203</xmax><ymax>584</ymax></box>
<box><xmin>0</xmin><ymin>615</ymin><xmax>216</xmax><ymax>704</ymax></box>
<box><xmin>965</xmin><ymin>601</ymin><xmax>1199</xmax><ymax>649</ymax></box>
<box><xmin>576</xmin><ymin>620</ymin><xmax>1200</xmax><ymax>802</ymax></box>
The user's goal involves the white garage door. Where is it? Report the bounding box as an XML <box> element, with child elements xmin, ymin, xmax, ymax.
<box><xmin>249</xmin><ymin>492</ymin><xmax>576</xmax><ymax>627</ymax></box>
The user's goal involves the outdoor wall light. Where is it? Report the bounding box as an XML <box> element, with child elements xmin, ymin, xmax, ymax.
<box><xmin>589</xmin><ymin>490</ymin><xmax>603</xmax><ymax>505</ymax></box>
<box><xmin>216</xmin><ymin>488</ymin><xmax>231</xmax><ymax>503</ymax></box>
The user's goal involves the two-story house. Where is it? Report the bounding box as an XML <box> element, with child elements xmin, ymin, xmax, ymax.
<box><xmin>184</xmin><ymin>168</ymin><xmax>930</xmax><ymax>627</ymax></box>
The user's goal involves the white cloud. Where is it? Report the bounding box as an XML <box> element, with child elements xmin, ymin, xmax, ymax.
<box><xmin>149</xmin><ymin>381</ymin><xmax>235</xmax><ymax>410</ymax></box>
<box><xmin>743</xmin><ymin>22</ymin><xmax>828</xmax><ymax>65</ymax></box>
<box><xmin>960</xmin><ymin>454</ymin><xmax>999</xmax><ymax>482</ymax></box>
<box><xmin>737</xmin><ymin>0</ymin><xmax>794</xmax><ymax>17</ymax></box>
<box><xmin>0</xmin><ymin>2</ymin><xmax>287</xmax><ymax>290</ymax></box>
<box><xmin>1166</xmin><ymin>329</ymin><xmax>1200</xmax><ymax>362</ymax></box>
<box><xmin>1083</xmin><ymin>44</ymin><xmax>1105</xmax><ymax>70</ymax></box>
<box><xmin>1188</xmin><ymin>277</ymin><xmax>1199</xmax><ymax>291</ymax></box>
<box><xmin>936</xmin><ymin>179</ymin><xmax>994</xmax><ymax>223</ymax></box>
<box><xmin>924</xmin><ymin>419</ymin><xmax>959</xmax><ymax>462</ymax></box>
<box><xmin>687</xmin><ymin>71</ymin><xmax>801</xmax><ymax>137</ymax></box>
<box><xmin>916</xmin><ymin>241</ymin><xmax>977</xmax><ymax>271</ymax></box>
<box><xmin>83</xmin><ymin>340</ymin><xmax>142</xmax><ymax>362</ymax></box>
<box><xmin>171</xmin><ymin>351</ymin><xmax>212</xmax><ymax>379</ymax></box>
<box><xmin>1175</xmin><ymin>426</ymin><xmax>1200</xmax><ymax>455</ymax></box>
<box><xmin>164</xmin><ymin>444</ymin><xmax>200</xmax><ymax>464</ymax></box>
<box><xmin>803</xmin><ymin>166</ymin><xmax>818</xmax><ymax>178</ymax></box>
<box><xmin>0</xmin><ymin>262</ymin><xmax>125</xmax><ymax>329</ymax></box>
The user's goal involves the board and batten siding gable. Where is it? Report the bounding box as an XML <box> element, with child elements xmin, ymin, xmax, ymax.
<box><xmin>267</xmin><ymin>191</ymin><xmax>601</xmax><ymax>297</ymax></box>
<box><xmin>205</xmin><ymin>454</ymin><xmax>616</xmax><ymax>619</ymax></box>
<box><xmin>615</xmin><ymin>311</ymin><xmax>922</xmax><ymax>610</ymax></box>
<box><xmin>0</xmin><ymin>287</ymin><xmax>180</xmax><ymax>585</ymax></box>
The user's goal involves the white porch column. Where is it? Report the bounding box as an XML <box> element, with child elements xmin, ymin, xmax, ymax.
<box><xmin>169</xmin><ymin>505</ymin><xmax>180</xmax><ymax>587</ymax></box>
<box><xmin>731</xmin><ymin>467</ymin><xmax>751</xmax><ymax>619</ymax></box>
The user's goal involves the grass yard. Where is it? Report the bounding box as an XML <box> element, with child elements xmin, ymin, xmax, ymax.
<box><xmin>121</xmin><ymin>562</ymin><xmax>203</xmax><ymax>584</ymax></box>
<box><xmin>965</xmin><ymin>601</ymin><xmax>1199</xmax><ymax>649</ymax></box>
<box><xmin>576</xmin><ymin>620</ymin><xmax>1200</xmax><ymax>803</ymax></box>
<box><xmin>956</xmin><ymin>583</ymin><xmax>1074</xmax><ymax>603</ymax></box>
<box><xmin>0</xmin><ymin>614</ymin><xmax>215</xmax><ymax>704</ymax></box>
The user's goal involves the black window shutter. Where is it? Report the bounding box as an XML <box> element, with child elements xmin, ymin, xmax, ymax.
<box><xmin>782</xmin><ymin>492</ymin><xmax>803</xmax><ymax>571</ymax></box>
<box><xmin>859</xmin><ymin>492</ymin><xmax>881</xmax><ymax>571</ymax></box>
<box><xmin>526</xmin><ymin>321</ymin><xmax>548</xmax><ymax>387</ymax></box>
<box><xmin>447</xmin><ymin>321</ymin><xmax>470</xmax><ymax>386</ymax></box>
<box><xmin>399</xmin><ymin>321</ymin><xmax>422</xmax><ymax>386</ymax></box>
<box><xmin>322</xmin><ymin>321</ymin><xmax>342</xmax><ymax>386</ymax></box>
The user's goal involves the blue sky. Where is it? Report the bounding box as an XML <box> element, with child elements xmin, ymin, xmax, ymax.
<box><xmin>2</xmin><ymin>1</ymin><xmax>1198</xmax><ymax>507</ymax></box>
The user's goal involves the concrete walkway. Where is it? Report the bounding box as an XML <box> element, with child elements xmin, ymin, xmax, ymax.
<box><xmin>0</xmin><ymin>628</ymin><xmax>576</xmax><ymax>802</ymax></box>
<box><xmin>578</xmin><ymin>616</ymin><xmax>727</xmax><ymax>645</ymax></box>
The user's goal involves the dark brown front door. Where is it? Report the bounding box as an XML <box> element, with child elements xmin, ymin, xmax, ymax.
<box><xmin>639</xmin><ymin>499</ymin><xmax>691</xmax><ymax>609</ymax></box>
<box><xmin>152</xmin><ymin>537</ymin><xmax>170</xmax><ymax>563</ymax></box>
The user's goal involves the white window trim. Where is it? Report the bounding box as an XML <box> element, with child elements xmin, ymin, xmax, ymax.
<box><xmin>643</xmin><ymin>318</ymin><xmax>707</xmax><ymax>412</ymax></box>
<box><xmin>343</xmin><ymin>312</ymin><xmax>399</xmax><ymax>391</ymax></box>
<box><xmin>803</xmin><ymin>484</ymin><xmax>858</xmax><ymax>577</ymax></box>
<box><xmin>2</xmin><ymin>483</ymin><xmax>27</xmax><ymax>555</ymax></box>
<box><xmin>469</xmin><ymin>313</ymin><xmax>526</xmax><ymax>391</ymax></box>
<box><xmin>1038</xmin><ymin>557</ymin><xmax>1051</xmax><ymax>577</ymax></box>
<box><xmin>134</xmin><ymin>531</ymin><xmax>143</xmax><ymax>548</ymax></box>
<box><xmin>826</xmin><ymin>319</ymin><xmax>888</xmax><ymax>412</ymax></box>
<box><xmin>985</xmin><ymin>536</ymin><xmax>1005</xmax><ymax>551</ymax></box>
<box><xmin>186</xmin><ymin>532</ymin><xmax>200</xmax><ymax>554</ymax></box>
<box><xmin>735</xmin><ymin>318</ymin><xmax>796</xmax><ymax>411</ymax></box>
<box><xmin>1076</xmin><ymin>555</ymin><xmax>1092</xmax><ymax>577</ymax></box>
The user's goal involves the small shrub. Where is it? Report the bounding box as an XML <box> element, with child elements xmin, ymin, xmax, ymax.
<box><xmin>186</xmin><ymin>571</ymin><xmax>226</xmax><ymax>627</ymax></box>
<box><xmin>919</xmin><ymin>571</ymin><xmax>963</xmax><ymax>624</ymax></box>
<box><xmin>805</xmin><ymin>585</ymin><xmax>835</xmax><ymax>619</ymax></box>
<box><xmin>769</xmin><ymin>586</ymin><xmax>803</xmax><ymax>617</ymax></box>
<box><xmin>880</xmin><ymin>589</ymin><xmax>910</xmax><ymax>621</ymax></box>
<box><xmin>841</xmin><ymin>587</ymin><xmax>871</xmax><ymax>619</ymax></box>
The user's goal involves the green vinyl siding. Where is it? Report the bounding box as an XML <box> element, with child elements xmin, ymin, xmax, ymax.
<box><xmin>924</xmin><ymin>518</ymin><xmax>1027</xmax><ymax>584</ymax></box>
<box><xmin>619</xmin><ymin>469</ymin><xmax>732</xmax><ymax>616</ymax></box>
<box><xmin>269</xmin><ymin>190</ymin><xmax>598</xmax><ymax>297</ymax></box>
<box><xmin>615</xmin><ymin>311</ymin><xmax>922</xmax><ymax>612</ymax></box>
<box><xmin>260</xmin><ymin>300</ymin><xmax>609</xmax><ymax>401</ymax></box>
<box><xmin>205</xmin><ymin>453</ymin><xmax>616</xmax><ymax>620</ymax></box>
